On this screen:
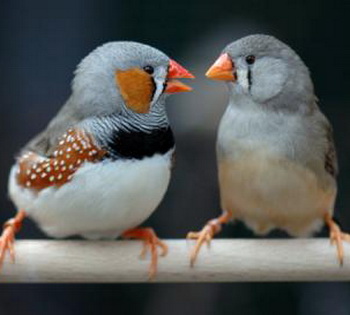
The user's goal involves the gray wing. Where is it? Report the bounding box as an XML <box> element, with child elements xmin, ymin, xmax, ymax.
<box><xmin>22</xmin><ymin>94</ymin><xmax>122</xmax><ymax>156</ymax></box>
<box><xmin>302</xmin><ymin>100</ymin><xmax>338</xmax><ymax>183</ymax></box>
<box><xmin>22</xmin><ymin>97</ymin><xmax>80</xmax><ymax>156</ymax></box>
<box><xmin>324</xmin><ymin>123</ymin><xmax>338</xmax><ymax>178</ymax></box>
<box><xmin>313</xmin><ymin>99</ymin><xmax>338</xmax><ymax>178</ymax></box>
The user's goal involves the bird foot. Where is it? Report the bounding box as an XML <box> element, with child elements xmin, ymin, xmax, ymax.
<box><xmin>325</xmin><ymin>214</ymin><xmax>350</xmax><ymax>265</ymax></box>
<box><xmin>187</xmin><ymin>211</ymin><xmax>232</xmax><ymax>267</ymax></box>
<box><xmin>122</xmin><ymin>227</ymin><xmax>168</xmax><ymax>280</ymax></box>
<box><xmin>0</xmin><ymin>210</ymin><xmax>26</xmax><ymax>269</ymax></box>
<box><xmin>187</xmin><ymin>224</ymin><xmax>216</xmax><ymax>267</ymax></box>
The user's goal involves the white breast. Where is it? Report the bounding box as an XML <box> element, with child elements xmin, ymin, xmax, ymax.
<box><xmin>9</xmin><ymin>153</ymin><xmax>172</xmax><ymax>239</ymax></box>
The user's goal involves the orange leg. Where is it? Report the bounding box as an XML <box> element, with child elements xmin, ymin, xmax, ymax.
<box><xmin>186</xmin><ymin>211</ymin><xmax>232</xmax><ymax>266</ymax></box>
<box><xmin>325</xmin><ymin>214</ymin><xmax>350</xmax><ymax>265</ymax></box>
<box><xmin>0</xmin><ymin>210</ymin><xmax>26</xmax><ymax>269</ymax></box>
<box><xmin>122</xmin><ymin>227</ymin><xmax>168</xmax><ymax>280</ymax></box>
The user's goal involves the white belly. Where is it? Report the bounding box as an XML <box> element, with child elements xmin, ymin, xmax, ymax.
<box><xmin>219</xmin><ymin>152</ymin><xmax>336</xmax><ymax>237</ymax></box>
<box><xmin>9</xmin><ymin>153</ymin><xmax>172</xmax><ymax>239</ymax></box>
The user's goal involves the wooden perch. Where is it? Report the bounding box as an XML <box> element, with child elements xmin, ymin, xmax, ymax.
<box><xmin>1</xmin><ymin>239</ymin><xmax>350</xmax><ymax>283</ymax></box>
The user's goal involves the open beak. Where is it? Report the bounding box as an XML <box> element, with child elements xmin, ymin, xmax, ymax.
<box><xmin>165</xmin><ymin>59</ymin><xmax>195</xmax><ymax>94</ymax></box>
<box><xmin>205</xmin><ymin>53</ymin><xmax>236</xmax><ymax>81</ymax></box>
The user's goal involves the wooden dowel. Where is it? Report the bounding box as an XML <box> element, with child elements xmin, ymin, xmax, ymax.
<box><xmin>1</xmin><ymin>239</ymin><xmax>349</xmax><ymax>283</ymax></box>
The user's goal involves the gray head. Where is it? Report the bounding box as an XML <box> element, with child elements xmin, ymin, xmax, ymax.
<box><xmin>206</xmin><ymin>34</ymin><xmax>315</xmax><ymax>111</ymax></box>
<box><xmin>69</xmin><ymin>41</ymin><xmax>194</xmax><ymax>118</ymax></box>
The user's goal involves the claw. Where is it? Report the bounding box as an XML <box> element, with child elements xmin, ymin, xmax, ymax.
<box><xmin>157</xmin><ymin>239</ymin><xmax>168</xmax><ymax>257</ymax></box>
<box><xmin>0</xmin><ymin>210</ymin><xmax>25</xmax><ymax>270</ymax></box>
<box><xmin>325</xmin><ymin>214</ymin><xmax>350</xmax><ymax>265</ymax></box>
<box><xmin>187</xmin><ymin>225</ymin><xmax>214</xmax><ymax>267</ymax></box>
<box><xmin>187</xmin><ymin>211</ymin><xmax>232</xmax><ymax>267</ymax></box>
<box><xmin>122</xmin><ymin>227</ymin><xmax>168</xmax><ymax>280</ymax></box>
<box><xmin>140</xmin><ymin>243</ymin><xmax>148</xmax><ymax>259</ymax></box>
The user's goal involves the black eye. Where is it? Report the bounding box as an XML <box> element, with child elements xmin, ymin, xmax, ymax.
<box><xmin>245</xmin><ymin>55</ymin><xmax>256</xmax><ymax>65</ymax></box>
<box><xmin>143</xmin><ymin>65</ymin><xmax>154</xmax><ymax>74</ymax></box>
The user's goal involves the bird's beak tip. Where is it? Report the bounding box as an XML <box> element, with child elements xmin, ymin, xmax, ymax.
<box><xmin>165</xmin><ymin>80</ymin><xmax>193</xmax><ymax>94</ymax></box>
<box><xmin>165</xmin><ymin>59</ymin><xmax>194</xmax><ymax>94</ymax></box>
<box><xmin>206</xmin><ymin>53</ymin><xmax>236</xmax><ymax>81</ymax></box>
<box><xmin>168</xmin><ymin>59</ymin><xmax>195</xmax><ymax>79</ymax></box>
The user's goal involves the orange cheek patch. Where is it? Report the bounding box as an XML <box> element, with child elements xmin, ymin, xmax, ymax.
<box><xmin>16</xmin><ymin>128</ymin><xmax>106</xmax><ymax>191</ymax></box>
<box><xmin>115</xmin><ymin>68</ymin><xmax>154</xmax><ymax>114</ymax></box>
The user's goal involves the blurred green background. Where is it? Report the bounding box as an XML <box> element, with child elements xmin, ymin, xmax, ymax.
<box><xmin>0</xmin><ymin>0</ymin><xmax>349</xmax><ymax>314</ymax></box>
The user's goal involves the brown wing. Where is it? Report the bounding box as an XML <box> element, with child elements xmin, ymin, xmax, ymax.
<box><xmin>16</xmin><ymin>128</ymin><xmax>106</xmax><ymax>191</ymax></box>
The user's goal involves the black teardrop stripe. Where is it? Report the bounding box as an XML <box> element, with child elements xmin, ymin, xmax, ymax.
<box><xmin>106</xmin><ymin>127</ymin><xmax>175</xmax><ymax>160</ymax></box>
<box><xmin>247</xmin><ymin>68</ymin><xmax>252</xmax><ymax>90</ymax></box>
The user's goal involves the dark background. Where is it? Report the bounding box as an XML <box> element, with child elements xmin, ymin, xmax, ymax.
<box><xmin>1</xmin><ymin>0</ymin><xmax>350</xmax><ymax>314</ymax></box>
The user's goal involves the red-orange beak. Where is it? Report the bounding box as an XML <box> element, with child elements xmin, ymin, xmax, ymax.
<box><xmin>165</xmin><ymin>59</ymin><xmax>195</xmax><ymax>94</ymax></box>
<box><xmin>205</xmin><ymin>53</ymin><xmax>236</xmax><ymax>81</ymax></box>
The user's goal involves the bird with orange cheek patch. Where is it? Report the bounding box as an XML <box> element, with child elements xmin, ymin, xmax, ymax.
<box><xmin>187</xmin><ymin>34</ymin><xmax>350</xmax><ymax>266</ymax></box>
<box><xmin>3</xmin><ymin>41</ymin><xmax>194</xmax><ymax>279</ymax></box>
